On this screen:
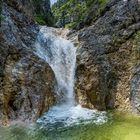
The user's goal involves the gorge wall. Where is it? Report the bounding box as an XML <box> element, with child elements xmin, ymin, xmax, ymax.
<box><xmin>0</xmin><ymin>0</ymin><xmax>56</xmax><ymax>125</ymax></box>
<box><xmin>74</xmin><ymin>0</ymin><xmax>140</xmax><ymax>113</ymax></box>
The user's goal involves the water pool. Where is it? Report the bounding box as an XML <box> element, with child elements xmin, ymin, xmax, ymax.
<box><xmin>0</xmin><ymin>112</ymin><xmax>140</xmax><ymax>140</ymax></box>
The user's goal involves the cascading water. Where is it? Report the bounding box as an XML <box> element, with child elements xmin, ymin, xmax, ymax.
<box><xmin>35</xmin><ymin>27</ymin><xmax>76</xmax><ymax>106</ymax></box>
<box><xmin>35</xmin><ymin>26</ymin><xmax>107</xmax><ymax>129</ymax></box>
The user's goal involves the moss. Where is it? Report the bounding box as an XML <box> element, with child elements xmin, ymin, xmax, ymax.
<box><xmin>34</xmin><ymin>14</ymin><xmax>46</xmax><ymax>25</ymax></box>
<box><xmin>99</xmin><ymin>0</ymin><xmax>109</xmax><ymax>5</ymax></box>
<box><xmin>134</xmin><ymin>31</ymin><xmax>140</xmax><ymax>38</ymax></box>
<box><xmin>65</xmin><ymin>22</ymin><xmax>77</xmax><ymax>28</ymax></box>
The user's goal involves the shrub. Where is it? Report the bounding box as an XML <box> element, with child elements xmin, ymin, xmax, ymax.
<box><xmin>52</xmin><ymin>0</ymin><xmax>109</xmax><ymax>28</ymax></box>
<box><xmin>32</xmin><ymin>0</ymin><xmax>54</xmax><ymax>26</ymax></box>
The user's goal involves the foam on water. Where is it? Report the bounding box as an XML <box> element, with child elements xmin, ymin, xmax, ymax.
<box><xmin>35</xmin><ymin>26</ymin><xmax>107</xmax><ymax>129</ymax></box>
<box><xmin>37</xmin><ymin>105</ymin><xmax>107</xmax><ymax>129</ymax></box>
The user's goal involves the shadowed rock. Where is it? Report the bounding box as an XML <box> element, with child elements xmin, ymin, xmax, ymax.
<box><xmin>0</xmin><ymin>0</ymin><xmax>56</xmax><ymax>125</ymax></box>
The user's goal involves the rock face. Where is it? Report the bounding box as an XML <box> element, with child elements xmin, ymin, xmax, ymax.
<box><xmin>5</xmin><ymin>0</ymin><xmax>34</xmax><ymax>20</ymax></box>
<box><xmin>75</xmin><ymin>0</ymin><xmax>140</xmax><ymax>112</ymax></box>
<box><xmin>4</xmin><ymin>0</ymin><xmax>53</xmax><ymax>25</ymax></box>
<box><xmin>0</xmin><ymin>1</ymin><xmax>56</xmax><ymax>125</ymax></box>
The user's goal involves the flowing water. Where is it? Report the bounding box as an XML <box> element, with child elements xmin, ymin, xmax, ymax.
<box><xmin>35</xmin><ymin>27</ymin><xmax>76</xmax><ymax>107</ymax></box>
<box><xmin>1</xmin><ymin>112</ymin><xmax>140</xmax><ymax>140</ymax></box>
<box><xmin>35</xmin><ymin>26</ymin><xmax>107</xmax><ymax>128</ymax></box>
<box><xmin>1</xmin><ymin>27</ymin><xmax>140</xmax><ymax>139</ymax></box>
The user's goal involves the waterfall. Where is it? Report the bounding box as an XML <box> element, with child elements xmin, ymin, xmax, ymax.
<box><xmin>35</xmin><ymin>27</ymin><xmax>76</xmax><ymax>106</ymax></box>
<box><xmin>35</xmin><ymin>26</ymin><xmax>107</xmax><ymax>128</ymax></box>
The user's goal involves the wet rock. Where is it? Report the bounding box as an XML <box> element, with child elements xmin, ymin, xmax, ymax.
<box><xmin>0</xmin><ymin>1</ymin><xmax>56</xmax><ymax>125</ymax></box>
<box><xmin>75</xmin><ymin>0</ymin><xmax>140</xmax><ymax>111</ymax></box>
<box><xmin>0</xmin><ymin>45</ymin><xmax>56</xmax><ymax>124</ymax></box>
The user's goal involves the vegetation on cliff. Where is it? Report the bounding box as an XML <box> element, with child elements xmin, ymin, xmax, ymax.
<box><xmin>32</xmin><ymin>0</ymin><xmax>54</xmax><ymax>25</ymax></box>
<box><xmin>52</xmin><ymin>0</ymin><xmax>108</xmax><ymax>28</ymax></box>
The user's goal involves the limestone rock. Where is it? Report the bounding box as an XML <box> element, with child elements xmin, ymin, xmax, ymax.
<box><xmin>75</xmin><ymin>0</ymin><xmax>140</xmax><ymax>112</ymax></box>
<box><xmin>0</xmin><ymin>1</ymin><xmax>56</xmax><ymax>125</ymax></box>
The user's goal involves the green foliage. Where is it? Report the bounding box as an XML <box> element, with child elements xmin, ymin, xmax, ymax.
<box><xmin>32</xmin><ymin>0</ymin><xmax>54</xmax><ymax>26</ymax></box>
<box><xmin>65</xmin><ymin>22</ymin><xmax>77</xmax><ymax>28</ymax></box>
<box><xmin>34</xmin><ymin>14</ymin><xmax>46</xmax><ymax>25</ymax></box>
<box><xmin>32</xmin><ymin>0</ymin><xmax>46</xmax><ymax>25</ymax></box>
<box><xmin>52</xmin><ymin>0</ymin><xmax>88</xmax><ymax>28</ymax></box>
<box><xmin>52</xmin><ymin>0</ymin><xmax>108</xmax><ymax>28</ymax></box>
<box><xmin>32</xmin><ymin>0</ymin><xmax>43</xmax><ymax>14</ymax></box>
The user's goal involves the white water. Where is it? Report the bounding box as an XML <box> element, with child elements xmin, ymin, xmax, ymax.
<box><xmin>35</xmin><ymin>26</ymin><xmax>107</xmax><ymax>129</ymax></box>
<box><xmin>35</xmin><ymin>27</ymin><xmax>76</xmax><ymax>106</ymax></box>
